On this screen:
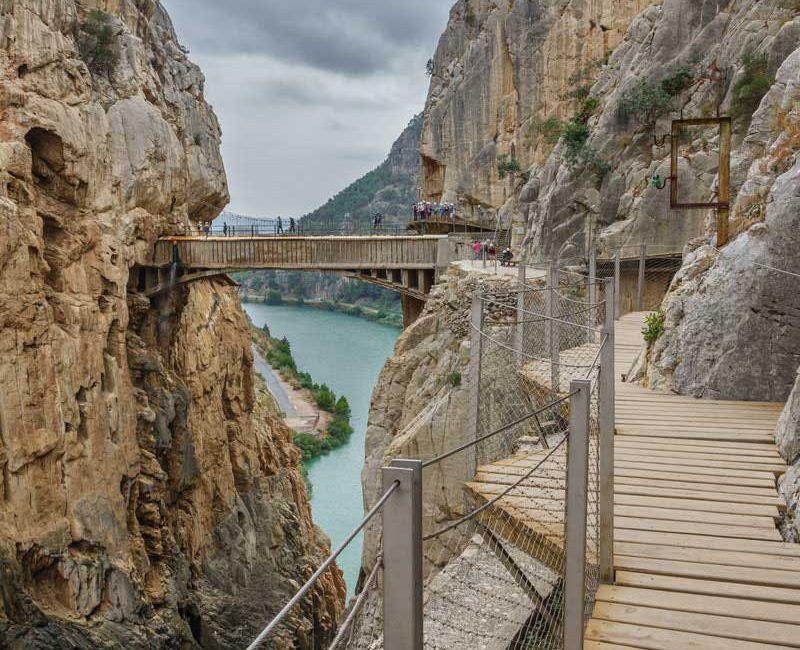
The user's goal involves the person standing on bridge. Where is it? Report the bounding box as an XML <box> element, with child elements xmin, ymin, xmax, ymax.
<box><xmin>473</xmin><ymin>240</ymin><xmax>481</xmax><ymax>260</ymax></box>
<box><xmin>223</xmin><ymin>222</ymin><xmax>228</xmax><ymax>236</ymax></box>
<box><xmin>289</xmin><ymin>217</ymin><xmax>296</xmax><ymax>233</ymax></box>
<box><xmin>276</xmin><ymin>216</ymin><xmax>284</xmax><ymax>234</ymax></box>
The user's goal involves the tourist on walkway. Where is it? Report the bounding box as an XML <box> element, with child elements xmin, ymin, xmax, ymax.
<box><xmin>500</xmin><ymin>248</ymin><xmax>513</xmax><ymax>266</ymax></box>
<box><xmin>276</xmin><ymin>217</ymin><xmax>284</xmax><ymax>234</ymax></box>
<box><xmin>223</xmin><ymin>222</ymin><xmax>228</xmax><ymax>236</ymax></box>
<box><xmin>473</xmin><ymin>240</ymin><xmax>481</xmax><ymax>260</ymax></box>
<box><xmin>289</xmin><ymin>217</ymin><xmax>296</xmax><ymax>233</ymax></box>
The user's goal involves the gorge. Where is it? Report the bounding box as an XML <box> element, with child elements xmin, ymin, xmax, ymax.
<box><xmin>1</xmin><ymin>0</ymin><xmax>799</xmax><ymax>649</ymax></box>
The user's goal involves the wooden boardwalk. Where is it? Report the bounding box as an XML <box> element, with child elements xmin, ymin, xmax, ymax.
<box><xmin>469</xmin><ymin>312</ymin><xmax>795</xmax><ymax>649</ymax></box>
<box><xmin>589</xmin><ymin>312</ymin><xmax>794</xmax><ymax>650</ymax></box>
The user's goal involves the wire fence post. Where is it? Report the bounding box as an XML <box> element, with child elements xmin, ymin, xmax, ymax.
<box><xmin>564</xmin><ymin>379</ymin><xmax>591</xmax><ymax>650</ymax></box>
<box><xmin>588</xmin><ymin>248</ymin><xmax>597</xmax><ymax>335</ymax></box>
<box><xmin>636</xmin><ymin>243</ymin><xmax>646</xmax><ymax>311</ymax></box>
<box><xmin>599</xmin><ymin>277</ymin><xmax>616</xmax><ymax>585</ymax></box>
<box><xmin>548</xmin><ymin>265</ymin><xmax>561</xmax><ymax>396</ymax></box>
<box><xmin>515</xmin><ymin>265</ymin><xmax>527</xmax><ymax>368</ymax></box>
<box><xmin>382</xmin><ymin>460</ymin><xmax>423</xmax><ymax>650</ymax></box>
<box><xmin>613</xmin><ymin>250</ymin><xmax>621</xmax><ymax>321</ymax></box>
<box><xmin>466</xmin><ymin>290</ymin><xmax>484</xmax><ymax>480</ymax></box>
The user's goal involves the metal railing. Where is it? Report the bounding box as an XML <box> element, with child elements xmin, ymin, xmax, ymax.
<box><xmin>245</xmin><ymin>271</ymin><xmax>615</xmax><ymax>650</ymax></box>
<box><xmin>178</xmin><ymin>223</ymin><xmax>417</xmax><ymax>238</ymax></box>
<box><xmin>525</xmin><ymin>244</ymin><xmax>683</xmax><ymax>319</ymax></box>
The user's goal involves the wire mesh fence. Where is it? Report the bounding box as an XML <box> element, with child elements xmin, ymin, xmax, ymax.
<box><xmin>415</xmin><ymin>275</ymin><xmax>610</xmax><ymax>650</ymax></box>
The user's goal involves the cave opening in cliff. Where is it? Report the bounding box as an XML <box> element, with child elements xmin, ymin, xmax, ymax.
<box><xmin>421</xmin><ymin>154</ymin><xmax>445</xmax><ymax>201</ymax></box>
<box><xmin>25</xmin><ymin>127</ymin><xmax>86</xmax><ymax>206</ymax></box>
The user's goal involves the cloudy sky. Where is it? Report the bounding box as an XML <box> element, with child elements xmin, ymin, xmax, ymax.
<box><xmin>163</xmin><ymin>0</ymin><xmax>454</xmax><ymax>217</ymax></box>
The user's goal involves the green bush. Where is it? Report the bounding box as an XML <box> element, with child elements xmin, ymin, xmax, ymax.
<box><xmin>78</xmin><ymin>10</ymin><xmax>119</xmax><ymax>74</ymax></box>
<box><xmin>731</xmin><ymin>51</ymin><xmax>773</xmax><ymax>124</ymax></box>
<box><xmin>335</xmin><ymin>396</ymin><xmax>351</xmax><ymax>417</ymax></box>
<box><xmin>642</xmin><ymin>309</ymin><xmax>666</xmax><ymax>345</ymax></box>
<box><xmin>314</xmin><ymin>384</ymin><xmax>336</xmax><ymax>412</ymax></box>
<box><xmin>497</xmin><ymin>155</ymin><xmax>522</xmax><ymax>179</ymax></box>
<box><xmin>618</xmin><ymin>63</ymin><xmax>696</xmax><ymax>128</ymax></box>
<box><xmin>618</xmin><ymin>79</ymin><xmax>672</xmax><ymax>127</ymax></box>
<box><xmin>293</xmin><ymin>432</ymin><xmax>322</xmax><ymax>461</ymax></box>
<box><xmin>536</xmin><ymin>117</ymin><xmax>564</xmax><ymax>145</ymax></box>
<box><xmin>660</xmin><ymin>64</ymin><xmax>694</xmax><ymax>96</ymax></box>
<box><xmin>264</xmin><ymin>289</ymin><xmax>283</xmax><ymax>305</ymax></box>
<box><xmin>327</xmin><ymin>414</ymin><xmax>354</xmax><ymax>447</ymax></box>
<box><xmin>449</xmin><ymin>372</ymin><xmax>462</xmax><ymax>387</ymax></box>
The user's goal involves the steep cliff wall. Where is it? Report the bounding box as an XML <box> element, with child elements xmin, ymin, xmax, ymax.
<box><xmin>0</xmin><ymin>1</ymin><xmax>343</xmax><ymax>647</ymax></box>
<box><xmin>420</xmin><ymin>0</ymin><xmax>658</xmax><ymax>225</ymax></box>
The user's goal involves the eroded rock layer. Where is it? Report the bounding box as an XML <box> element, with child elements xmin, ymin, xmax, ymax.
<box><xmin>0</xmin><ymin>1</ymin><xmax>343</xmax><ymax>647</ymax></box>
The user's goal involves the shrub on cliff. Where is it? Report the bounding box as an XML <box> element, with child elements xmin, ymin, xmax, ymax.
<box><xmin>294</xmin><ymin>432</ymin><xmax>322</xmax><ymax>461</ymax></box>
<box><xmin>78</xmin><ymin>10</ymin><xmax>120</xmax><ymax>75</ymax></box>
<box><xmin>314</xmin><ymin>384</ymin><xmax>336</xmax><ymax>412</ymax></box>
<box><xmin>497</xmin><ymin>155</ymin><xmax>522</xmax><ymax>179</ymax></box>
<box><xmin>731</xmin><ymin>52</ymin><xmax>773</xmax><ymax>125</ymax></box>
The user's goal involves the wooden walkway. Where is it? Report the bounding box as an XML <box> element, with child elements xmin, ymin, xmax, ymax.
<box><xmin>469</xmin><ymin>312</ymin><xmax>795</xmax><ymax>649</ymax></box>
<box><xmin>589</xmin><ymin>312</ymin><xmax>794</xmax><ymax>650</ymax></box>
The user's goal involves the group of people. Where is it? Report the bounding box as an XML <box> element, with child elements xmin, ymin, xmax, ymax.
<box><xmin>413</xmin><ymin>201</ymin><xmax>457</xmax><ymax>221</ymax></box>
<box><xmin>472</xmin><ymin>240</ymin><xmax>514</xmax><ymax>266</ymax></box>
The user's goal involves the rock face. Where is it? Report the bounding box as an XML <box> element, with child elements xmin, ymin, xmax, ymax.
<box><xmin>420</xmin><ymin>0</ymin><xmax>659</xmax><ymax>227</ymax></box>
<box><xmin>421</xmin><ymin>0</ymin><xmax>800</xmax><ymax>261</ymax></box>
<box><xmin>777</xmin><ymin>370</ymin><xmax>800</xmax><ymax>540</ymax></box>
<box><xmin>645</xmin><ymin>44</ymin><xmax>800</xmax><ymax>400</ymax></box>
<box><xmin>0</xmin><ymin>2</ymin><xmax>343</xmax><ymax>648</ymax></box>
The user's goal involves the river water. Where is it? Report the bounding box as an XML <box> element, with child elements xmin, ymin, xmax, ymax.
<box><xmin>244</xmin><ymin>303</ymin><xmax>400</xmax><ymax>595</ymax></box>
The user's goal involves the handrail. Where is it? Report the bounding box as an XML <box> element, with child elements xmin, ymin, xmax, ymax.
<box><xmin>421</xmin><ymin>392</ymin><xmax>575</xmax><ymax>469</ymax></box>
<box><xmin>328</xmin><ymin>555</ymin><xmax>383</xmax><ymax>650</ymax></box>
<box><xmin>422</xmin><ymin>434</ymin><xmax>569</xmax><ymax>542</ymax></box>
<box><xmin>245</xmin><ymin>480</ymin><xmax>401</xmax><ymax>650</ymax></box>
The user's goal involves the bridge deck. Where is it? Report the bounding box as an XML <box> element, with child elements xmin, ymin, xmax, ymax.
<box><xmin>468</xmin><ymin>312</ymin><xmax>794</xmax><ymax>649</ymax></box>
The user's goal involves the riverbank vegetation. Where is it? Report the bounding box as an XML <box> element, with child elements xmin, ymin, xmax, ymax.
<box><xmin>251</xmin><ymin>323</ymin><xmax>354</xmax><ymax>465</ymax></box>
<box><xmin>240</xmin><ymin>271</ymin><xmax>403</xmax><ymax>327</ymax></box>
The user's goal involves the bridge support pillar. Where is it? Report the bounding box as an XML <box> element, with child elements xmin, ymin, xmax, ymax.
<box><xmin>401</xmin><ymin>295</ymin><xmax>425</xmax><ymax>328</ymax></box>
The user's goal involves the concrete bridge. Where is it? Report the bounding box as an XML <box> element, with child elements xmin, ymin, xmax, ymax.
<box><xmin>144</xmin><ymin>234</ymin><xmax>462</xmax><ymax>326</ymax></box>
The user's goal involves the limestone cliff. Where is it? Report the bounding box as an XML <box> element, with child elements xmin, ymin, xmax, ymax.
<box><xmin>0</xmin><ymin>1</ymin><xmax>343</xmax><ymax>648</ymax></box>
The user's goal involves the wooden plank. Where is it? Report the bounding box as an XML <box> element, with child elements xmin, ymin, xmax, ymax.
<box><xmin>585</xmin><ymin>642</ymin><xmax>647</xmax><ymax>650</ymax></box>
<box><xmin>614</xmin><ymin>435</ymin><xmax>781</xmax><ymax>451</ymax></box>
<box><xmin>614</xmin><ymin>461</ymin><xmax>776</xmax><ymax>481</ymax></box>
<box><xmin>614</xmin><ymin>505</ymin><xmax>776</xmax><ymax>529</ymax></box>
<box><xmin>614</xmin><ymin>452</ymin><xmax>785</xmax><ymax>474</ymax></box>
<box><xmin>615</xmin><ymin>542</ymin><xmax>800</xmax><ymax>571</ymax></box>
<box><xmin>614</xmin><ymin>494</ymin><xmax>780</xmax><ymax>519</ymax></box>
<box><xmin>615</xmin><ymin>571</ymin><xmax>800</xmax><ymax>604</ymax></box>
<box><xmin>614</xmin><ymin>556</ymin><xmax>800</xmax><ymax>588</ymax></box>
<box><xmin>585</xmin><ymin>619</ymin><xmax>789</xmax><ymax>650</ymax></box>
<box><xmin>617</xmin><ymin>417</ymin><xmax>781</xmax><ymax>432</ymax></box>
<box><xmin>616</xmin><ymin>429</ymin><xmax>775</xmax><ymax>443</ymax></box>
<box><xmin>614</xmin><ymin>517</ymin><xmax>782</xmax><ymax>541</ymax></box>
<box><xmin>615</xmin><ymin>440</ymin><xmax>783</xmax><ymax>458</ymax></box>
<box><xmin>614</xmin><ymin>529</ymin><xmax>800</xmax><ymax>556</ymax></box>
<box><xmin>591</xmin><ymin>602</ymin><xmax>800</xmax><ymax>647</ymax></box>
<box><xmin>615</xmin><ymin>483</ymin><xmax>785</xmax><ymax>509</ymax></box>
<box><xmin>596</xmin><ymin>585</ymin><xmax>800</xmax><ymax>625</ymax></box>
<box><xmin>615</xmin><ymin>467</ymin><xmax>775</xmax><ymax>489</ymax></box>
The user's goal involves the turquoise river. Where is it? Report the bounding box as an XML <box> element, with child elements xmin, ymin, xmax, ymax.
<box><xmin>244</xmin><ymin>303</ymin><xmax>400</xmax><ymax>595</ymax></box>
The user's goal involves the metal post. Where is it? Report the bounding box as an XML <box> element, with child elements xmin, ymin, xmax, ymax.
<box><xmin>466</xmin><ymin>290</ymin><xmax>485</xmax><ymax>480</ymax></box>
<box><xmin>564</xmin><ymin>379</ymin><xmax>591</xmax><ymax>650</ymax></box>
<box><xmin>599</xmin><ymin>278</ymin><xmax>616</xmax><ymax>585</ymax></box>
<box><xmin>613</xmin><ymin>250</ymin><xmax>621</xmax><ymax>321</ymax></box>
<box><xmin>382</xmin><ymin>459</ymin><xmax>423</xmax><ymax>650</ymax></box>
<box><xmin>547</xmin><ymin>265</ymin><xmax>560</xmax><ymax>397</ymax></box>
<box><xmin>588</xmin><ymin>248</ymin><xmax>597</xmax><ymax>340</ymax></box>
<box><xmin>636</xmin><ymin>243</ymin><xmax>646</xmax><ymax>312</ymax></box>
<box><xmin>515</xmin><ymin>265</ymin><xmax>527</xmax><ymax>368</ymax></box>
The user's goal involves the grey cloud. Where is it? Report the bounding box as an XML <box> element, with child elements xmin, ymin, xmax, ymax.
<box><xmin>163</xmin><ymin>0</ymin><xmax>452</xmax><ymax>75</ymax></box>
